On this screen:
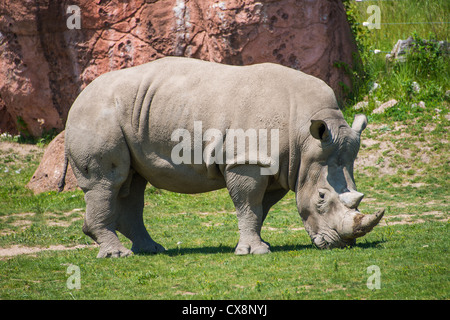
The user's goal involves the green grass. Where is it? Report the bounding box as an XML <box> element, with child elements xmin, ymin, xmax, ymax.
<box><xmin>0</xmin><ymin>218</ymin><xmax>448</xmax><ymax>300</ymax></box>
<box><xmin>0</xmin><ymin>161</ymin><xmax>448</xmax><ymax>300</ymax></box>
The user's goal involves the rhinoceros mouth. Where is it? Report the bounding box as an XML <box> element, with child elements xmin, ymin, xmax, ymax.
<box><xmin>311</xmin><ymin>230</ymin><xmax>356</xmax><ymax>249</ymax></box>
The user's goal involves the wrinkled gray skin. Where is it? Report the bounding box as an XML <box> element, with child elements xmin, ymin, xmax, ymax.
<box><xmin>63</xmin><ymin>57</ymin><xmax>384</xmax><ymax>258</ymax></box>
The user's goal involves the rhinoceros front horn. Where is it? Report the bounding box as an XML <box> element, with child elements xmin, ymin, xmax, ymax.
<box><xmin>339</xmin><ymin>209</ymin><xmax>385</xmax><ymax>240</ymax></box>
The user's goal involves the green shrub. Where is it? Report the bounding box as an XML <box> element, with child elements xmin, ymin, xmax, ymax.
<box><xmin>342</xmin><ymin>1</ymin><xmax>449</xmax><ymax>123</ymax></box>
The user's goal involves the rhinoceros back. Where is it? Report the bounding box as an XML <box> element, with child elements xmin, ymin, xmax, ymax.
<box><xmin>68</xmin><ymin>57</ymin><xmax>338</xmax><ymax>193</ymax></box>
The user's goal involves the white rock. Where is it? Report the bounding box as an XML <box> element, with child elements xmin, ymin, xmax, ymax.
<box><xmin>372</xmin><ymin>99</ymin><xmax>398</xmax><ymax>114</ymax></box>
<box><xmin>353</xmin><ymin>101</ymin><xmax>368</xmax><ymax>111</ymax></box>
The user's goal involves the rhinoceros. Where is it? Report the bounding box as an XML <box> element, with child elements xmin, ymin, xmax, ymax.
<box><xmin>60</xmin><ymin>57</ymin><xmax>384</xmax><ymax>258</ymax></box>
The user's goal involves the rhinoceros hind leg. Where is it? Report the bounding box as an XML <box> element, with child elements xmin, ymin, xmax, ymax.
<box><xmin>68</xmin><ymin>124</ymin><xmax>135</xmax><ymax>258</ymax></box>
<box><xmin>82</xmin><ymin>188</ymin><xmax>134</xmax><ymax>258</ymax></box>
<box><xmin>116</xmin><ymin>171</ymin><xmax>166</xmax><ymax>255</ymax></box>
<box><xmin>96</xmin><ymin>235</ymin><xmax>133</xmax><ymax>258</ymax></box>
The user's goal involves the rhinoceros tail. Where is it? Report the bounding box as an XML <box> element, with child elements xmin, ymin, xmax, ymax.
<box><xmin>58</xmin><ymin>153</ymin><xmax>69</xmax><ymax>193</ymax></box>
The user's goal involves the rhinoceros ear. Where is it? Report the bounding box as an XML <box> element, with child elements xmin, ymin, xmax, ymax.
<box><xmin>352</xmin><ymin>114</ymin><xmax>368</xmax><ymax>134</ymax></box>
<box><xmin>310</xmin><ymin>120</ymin><xmax>330</xmax><ymax>141</ymax></box>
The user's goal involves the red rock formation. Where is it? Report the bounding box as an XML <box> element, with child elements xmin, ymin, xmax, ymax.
<box><xmin>27</xmin><ymin>131</ymin><xmax>78</xmax><ymax>193</ymax></box>
<box><xmin>0</xmin><ymin>0</ymin><xmax>357</xmax><ymax>137</ymax></box>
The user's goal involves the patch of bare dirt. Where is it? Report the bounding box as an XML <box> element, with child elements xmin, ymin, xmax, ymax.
<box><xmin>263</xmin><ymin>226</ymin><xmax>304</xmax><ymax>232</ymax></box>
<box><xmin>0</xmin><ymin>212</ymin><xmax>34</xmax><ymax>236</ymax></box>
<box><xmin>0</xmin><ymin>209</ymin><xmax>85</xmax><ymax>236</ymax></box>
<box><xmin>0</xmin><ymin>208</ymin><xmax>91</xmax><ymax>259</ymax></box>
<box><xmin>355</xmin><ymin>138</ymin><xmax>398</xmax><ymax>176</ymax></box>
<box><xmin>0</xmin><ymin>141</ymin><xmax>41</xmax><ymax>157</ymax></box>
<box><xmin>379</xmin><ymin>211</ymin><xmax>448</xmax><ymax>226</ymax></box>
<box><xmin>0</xmin><ymin>244</ymin><xmax>96</xmax><ymax>259</ymax></box>
<box><xmin>354</xmin><ymin>122</ymin><xmax>440</xmax><ymax>177</ymax></box>
<box><xmin>46</xmin><ymin>208</ymin><xmax>84</xmax><ymax>227</ymax></box>
<box><xmin>176</xmin><ymin>291</ymin><xmax>197</xmax><ymax>296</ymax></box>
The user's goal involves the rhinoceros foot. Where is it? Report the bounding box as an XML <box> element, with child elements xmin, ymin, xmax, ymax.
<box><xmin>235</xmin><ymin>240</ymin><xmax>271</xmax><ymax>255</ymax></box>
<box><xmin>97</xmin><ymin>243</ymin><xmax>133</xmax><ymax>258</ymax></box>
<box><xmin>132</xmin><ymin>240</ymin><xmax>166</xmax><ymax>255</ymax></box>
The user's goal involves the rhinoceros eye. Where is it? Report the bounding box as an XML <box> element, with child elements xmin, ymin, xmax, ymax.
<box><xmin>316</xmin><ymin>189</ymin><xmax>328</xmax><ymax>213</ymax></box>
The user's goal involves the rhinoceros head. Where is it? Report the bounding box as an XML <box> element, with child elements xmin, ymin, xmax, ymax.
<box><xmin>296</xmin><ymin>113</ymin><xmax>384</xmax><ymax>249</ymax></box>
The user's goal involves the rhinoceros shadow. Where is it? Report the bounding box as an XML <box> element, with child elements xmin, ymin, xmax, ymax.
<box><xmin>155</xmin><ymin>240</ymin><xmax>385</xmax><ymax>256</ymax></box>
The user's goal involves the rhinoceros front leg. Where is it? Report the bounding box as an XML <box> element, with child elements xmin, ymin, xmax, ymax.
<box><xmin>225</xmin><ymin>165</ymin><xmax>270</xmax><ymax>255</ymax></box>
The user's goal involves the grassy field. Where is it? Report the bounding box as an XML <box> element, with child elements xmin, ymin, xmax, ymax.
<box><xmin>0</xmin><ymin>0</ymin><xmax>449</xmax><ymax>300</ymax></box>
<box><xmin>0</xmin><ymin>103</ymin><xmax>448</xmax><ymax>300</ymax></box>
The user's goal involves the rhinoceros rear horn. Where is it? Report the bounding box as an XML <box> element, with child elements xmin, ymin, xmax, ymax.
<box><xmin>352</xmin><ymin>114</ymin><xmax>368</xmax><ymax>134</ymax></box>
<box><xmin>339</xmin><ymin>191</ymin><xmax>364</xmax><ymax>209</ymax></box>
